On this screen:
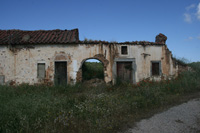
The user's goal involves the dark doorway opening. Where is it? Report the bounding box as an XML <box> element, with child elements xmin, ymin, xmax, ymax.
<box><xmin>117</xmin><ymin>62</ymin><xmax>132</xmax><ymax>82</ymax></box>
<box><xmin>82</xmin><ymin>59</ymin><xmax>104</xmax><ymax>81</ymax></box>
<box><xmin>151</xmin><ymin>61</ymin><xmax>161</xmax><ymax>76</ymax></box>
<box><xmin>55</xmin><ymin>62</ymin><xmax>67</xmax><ymax>85</ymax></box>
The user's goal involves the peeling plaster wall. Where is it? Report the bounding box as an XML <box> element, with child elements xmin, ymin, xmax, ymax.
<box><xmin>1</xmin><ymin>44</ymin><xmax>112</xmax><ymax>84</ymax></box>
<box><xmin>161</xmin><ymin>45</ymin><xmax>177</xmax><ymax>78</ymax></box>
<box><xmin>75</xmin><ymin>44</ymin><xmax>111</xmax><ymax>83</ymax></box>
<box><xmin>114</xmin><ymin>44</ymin><xmax>177</xmax><ymax>82</ymax></box>
<box><xmin>0</xmin><ymin>43</ymin><xmax>177</xmax><ymax>85</ymax></box>
<box><xmin>0</xmin><ymin>46</ymin><xmax>15</xmax><ymax>83</ymax></box>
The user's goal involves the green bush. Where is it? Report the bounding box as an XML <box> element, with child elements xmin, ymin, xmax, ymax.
<box><xmin>0</xmin><ymin>62</ymin><xmax>200</xmax><ymax>132</ymax></box>
<box><xmin>82</xmin><ymin>62</ymin><xmax>104</xmax><ymax>80</ymax></box>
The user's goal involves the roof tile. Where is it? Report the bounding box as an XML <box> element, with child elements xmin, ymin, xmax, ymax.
<box><xmin>0</xmin><ymin>29</ymin><xmax>79</xmax><ymax>45</ymax></box>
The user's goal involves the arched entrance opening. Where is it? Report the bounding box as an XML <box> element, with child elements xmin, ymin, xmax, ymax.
<box><xmin>82</xmin><ymin>59</ymin><xmax>104</xmax><ymax>81</ymax></box>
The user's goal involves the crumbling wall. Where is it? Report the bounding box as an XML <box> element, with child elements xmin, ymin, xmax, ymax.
<box><xmin>76</xmin><ymin>54</ymin><xmax>109</xmax><ymax>82</ymax></box>
<box><xmin>0</xmin><ymin>41</ymin><xmax>178</xmax><ymax>85</ymax></box>
<box><xmin>75</xmin><ymin>43</ymin><xmax>112</xmax><ymax>83</ymax></box>
<box><xmin>0</xmin><ymin>46</ymin><xmax>15</xmax><ymax>84</ymax></box>
<box><xmin>114</xmin><ymin>44</ymin><xmax>163</xmax><ymax>82</ymax></box>
<box><xmin>113</xmin><ymin>44</ymin><xmax>177</xmax><ymax>82</ymax></box>
<box><xmin>177</xmin><ymin>62</ymin><xmax>190</xmax><ymax>74</ymax></box>
<box><xmin>2</xmin><ymin>43</ymin><xmax>114</xmax><ymax>85</ymax></box>
<box><xmin>161</xmin><ymin>45</ymin><xmax>177</xmax><ymax>78</ymax></box>
<box><xmin>155</xmin><ymin>33</ymin><xmax>167</xmax><ymax>44</ymax></box>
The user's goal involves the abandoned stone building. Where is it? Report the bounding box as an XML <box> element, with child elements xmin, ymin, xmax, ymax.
<box><xmin>0</xmin><ymin>29</ymin><xmax>178</xmax><ymax>85</ymax></box>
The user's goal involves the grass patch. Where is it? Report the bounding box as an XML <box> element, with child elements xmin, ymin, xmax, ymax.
<box><xmin>0</xmin><ymin>63</ymin><xmax>200</xmax><ymax>132</ymax></box>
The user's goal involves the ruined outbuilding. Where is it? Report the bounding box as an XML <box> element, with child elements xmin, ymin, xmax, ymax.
<box><xmin>0</xmin><ymin>29</ymin><xmax>179</xmax><ymax>85</ymax></box>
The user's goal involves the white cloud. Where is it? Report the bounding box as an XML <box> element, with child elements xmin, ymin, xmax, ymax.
<box><xmin>184</xmin><ymin>13</ymin><xmax>192</xmax><ymax>23</ymax></box>
<box><xmin>197</xmin><ymin>3</ymin><xmax>200</xmax><ymax>20</ymax></box>
<box><xmin>183</xmin><ymin>3</ymin><xmax>200</xmax><ymax>23</ymax></box>
<box><xmin>186</xmin><ymin>4</ymin><xmax>196</xmax><ymax>11</ymax></box>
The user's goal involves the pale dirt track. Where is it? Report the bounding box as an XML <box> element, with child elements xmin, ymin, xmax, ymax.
<box><xmin>125</xmin><ymin>98</ymin><xmax>200</xmax><ymax>133</ymax></box>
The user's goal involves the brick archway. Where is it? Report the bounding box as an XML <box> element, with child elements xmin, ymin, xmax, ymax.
<box><xmin>76</xmin><ymin>54</ymin><xmax>109</xmax><ymax>82</ymax></box>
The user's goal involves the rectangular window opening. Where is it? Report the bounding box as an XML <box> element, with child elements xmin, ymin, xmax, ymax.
<box><xmin>37</xmin><ymin>63</ymin><xmax>45</xmax><ymax>79</ymax></box>
<box><xmin>121</xmin><ymin>46</ymin><xmax>128</xmax><ymax>55</ymax></box>
<box><xmin>151</xmin><ymin>62</ymin><xmax>160</xmax><ymax>76</ymax></box>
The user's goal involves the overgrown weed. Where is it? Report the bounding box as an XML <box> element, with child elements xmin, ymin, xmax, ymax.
<box><xmin>0</xmin><ymin>62</ymin><xmax>200</xmax><ymax>132</ymax></box>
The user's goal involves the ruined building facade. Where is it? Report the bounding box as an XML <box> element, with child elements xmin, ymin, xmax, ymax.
<box><xmin>0</xmin><ymin>29</ymin><xmax>178</xmax><ymax>85</ymax></box>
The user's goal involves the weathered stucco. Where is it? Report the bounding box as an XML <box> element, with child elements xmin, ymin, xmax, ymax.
<box><xmin>0</xmin><ymin>31</ymin><xmax>180</xmax><ymax>85</ymax></box>
<box><xmin>0</xmin><ymin>42</ymin><xmax>178</xmax><ymax>85</ymax></box>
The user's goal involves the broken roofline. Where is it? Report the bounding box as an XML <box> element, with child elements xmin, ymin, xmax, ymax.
<box><xmin>0</xmin><ymin>28</ymin><xmax>167</xmax><ymax>45</ymax></box>
<box><xmin>81</xmin><ymin>33</ymin><xmax>167</xmax><ymax>45</ymax></box>
<box><xmin>79</xmin><ymin>41</ymin><xmax>165</xmax><ymax>45</ymax></box>
<box><xmin>0</xmin><ymin>40</ymin><xmax>165</xmax><ymax>46</ymax></box>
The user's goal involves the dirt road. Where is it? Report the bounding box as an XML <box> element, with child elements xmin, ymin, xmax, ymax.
<box><xmin>126</xmin><ymin>98</ymin><xmax>200</xmax><ymax>133</ymax></box>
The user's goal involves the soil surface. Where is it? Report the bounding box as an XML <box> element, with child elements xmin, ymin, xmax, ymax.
<box><xmin>125</xmin><ymin>98</ymin><xmax>200</xmax><ymax>133</ymax></box>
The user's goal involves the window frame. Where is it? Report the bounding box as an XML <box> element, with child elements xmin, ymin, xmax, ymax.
<box><xmin>37</xmin><ymin>63</ymin><xmax>46</xmax><ymax>79</ymax></box>
<box><xmin>121</xmin><ymin>45</ymin><xmax>128</xmax><ymax>55</ymax></box>
<box><xmin>151</xmin><ymin>61</ymin><xmax>162</xmax><ymax>76</ymax></box>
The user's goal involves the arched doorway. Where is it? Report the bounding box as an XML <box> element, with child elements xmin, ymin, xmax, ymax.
<box><xmin>76</xmin><ymin>54</ymin><xmax>109</xmax><ymax>83</ymax></box>
<box><xmin>82</xmin><ymin>59</ymin><xmax>104</xmax><ymax>81</ymax></box>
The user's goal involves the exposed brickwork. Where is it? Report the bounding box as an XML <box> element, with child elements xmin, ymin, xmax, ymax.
<box><xmin>156</xmin><ymin>33</ymin><xmax>167</xmax><ymax>44</ymax></box>
<box><xmin>76</xmin><ymin>54</ymin><xmax>109</xmax><ymax>82</ymax></box>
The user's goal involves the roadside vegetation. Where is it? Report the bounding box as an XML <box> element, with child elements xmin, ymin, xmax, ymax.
<box><xmin>0</xmin><ymin>62</ymin><xmax>200</xmax><ymax>132</ymax></box>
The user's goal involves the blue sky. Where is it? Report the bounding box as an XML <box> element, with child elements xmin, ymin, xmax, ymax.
<box><xmin>0</xmin><ymin>0</ymin><xmax>200</xmax><ymax>62</ymax></box>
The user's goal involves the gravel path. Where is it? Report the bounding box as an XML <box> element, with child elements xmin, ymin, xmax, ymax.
<box><xmin>126</xmin><ymin>98</ymin><xmax>200</xmax><ymax>133</ymax></box>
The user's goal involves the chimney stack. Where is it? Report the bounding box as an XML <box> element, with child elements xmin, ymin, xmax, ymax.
<box><xmin>155</xmin><ymin>33</ymin><xmax>167</xmax><ymax>44</ymax></box>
